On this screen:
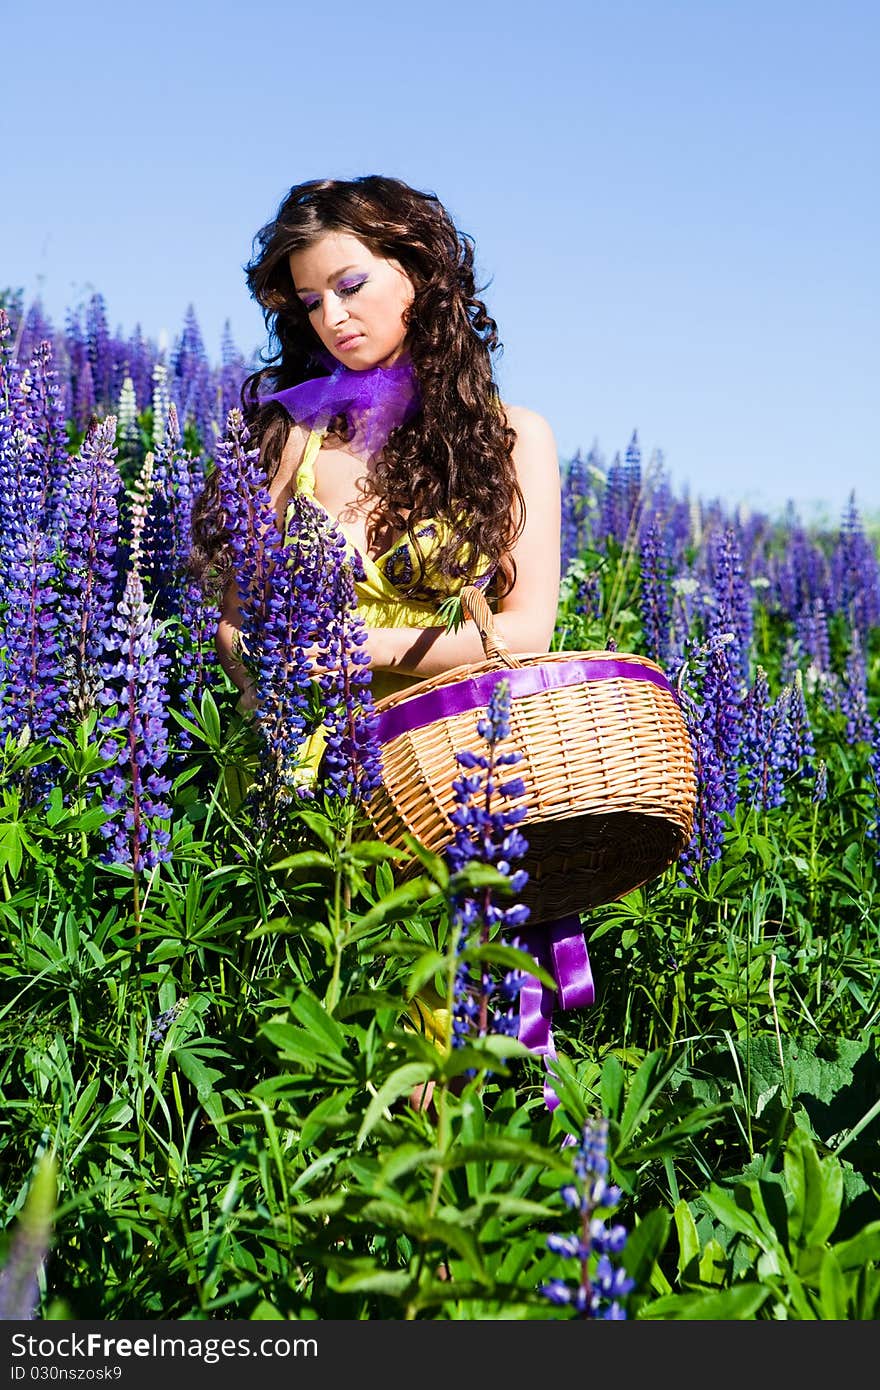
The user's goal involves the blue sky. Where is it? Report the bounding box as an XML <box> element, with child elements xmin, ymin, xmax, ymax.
<box><xmin>3</xmin><ymin>0</ymin><xmax>877</xmax><ymax>522</ymax></box>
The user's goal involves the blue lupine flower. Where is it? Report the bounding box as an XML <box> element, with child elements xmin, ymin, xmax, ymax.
<box><xmin>539</xmin><ymin>1115</ymin><xmax>634</xmax><ymax>1319</ymax></box>
<box><xmin>170</xmin><ymin>305</ymin><xmax>220</xmax><ymax>452</ymax></box>
<box><xmin>17</xmin><ymin>339</ymin><xmax>70</xmax><ymax>545</ymax></box>
<box><xmin>639</xmin><ymin>520</ymin><xmax>672</xmax><ymax>664</ymax></box>
<box><xmin>0</xmin><ymin>421</ymin><xmax>65</xmax><ymax>751</ymax></box>
<box><xmin>211</xmin><ymin>411</ymin><xmax>317</xmax><ymax>815</ymax></box>
<box><xmin>838</xmin><ymin>627</ymin><xmax>872</xmax><ymax>745</ymax></box>
<box><xmin>0</xmin><ymin>309</ymin><xmax>27</xmax><ymax>609</ymax></box>
<box><xmin>0</xmin><ymin>331</ymin><xmax>70</xmax><ymax>761</ymax></box>
<box><xmin>85</xmin><ymin>292</ymin><xmax>116</xmax><ymax>406</ymax></box>
<box><xmin>57</xmin><ymin>417</ymin><xmax>122</xmax><ymax>725</ymax></box>
<box><xmin>706</xmin><ymin>526</ymin><xmax>753</xmax><ymax>683</ymax></box>
<box><xmin>831</xmin><ymin>494</ymin><xmax>880</xmax><ymax>635</ymax></box>
<box><xmin>212</xmin><ymin>409</ymin><xmax>380</xmax><ymax>817</ymax></box>
<box><xmin>741</xmin><ymin>667</ymin><xmax>787</xmax><ymax>811</ymax></box>
<box><xmin>149</xmin><ymin>996</ymin><xmax>189</xmax><ymax>1044</ymax></box>
<box><xmin>94</xmin><ymin>565</ymin><xmax>173</xmax><ymax>872</ymax></box>
<box><xmin>597</xmin><ymin>450</ymin><xmax>631</xmax><ymax>547</ymax></box>
<box><xmin>314</xmin><ymin>544</ymin><xmax>383</xmax><ymax>803</ymax></box>
<box><xmin>444</xmin><ymin>678</ymin><xmax>531</xmax><ymax>1051</ymax></box>
<box><xmin>779</xmin><ymin>668</ymin><xmax>814</xmax><ymax>781</ymax></box>
<box><xmin>560</xmin><ymin>448</ymin><xmax>599</xmax><ymax>574</ymax></box>
<box><xmin>796</xmin><ymin>596</ymin><xmax>832</xmax><ymax>677</ymax></box>
<box><xmin>137</xmin><ymin>404</ymin><xmax>221</xmax><ymax>754</ymax></box>
<box><xmin>677</xmin><ymin>633</ymin><xmax>738</xmax><ymax>874</ymax></box>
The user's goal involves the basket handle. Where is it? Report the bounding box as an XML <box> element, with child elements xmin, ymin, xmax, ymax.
<box><xmin>460</xmin><ymin>585</ymin><xmax>525</xmax><ymax>669</ymax></box>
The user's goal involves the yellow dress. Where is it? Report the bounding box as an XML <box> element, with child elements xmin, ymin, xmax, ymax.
<box><xmin>290</xmin><ymin>425</ymin><xmax>495</xmax><ymax>694</ymax></box>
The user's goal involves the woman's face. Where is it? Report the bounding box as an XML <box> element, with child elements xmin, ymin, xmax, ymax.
<box><xmin>289</xmin><ymin>231</ymin><xmax>415</xmax><ymax>370</ymax></box>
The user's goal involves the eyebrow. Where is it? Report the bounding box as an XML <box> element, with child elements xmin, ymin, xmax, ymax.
<box><xmin>295</xmin><ymin>265</ymin><xmax>364</xmax><ymax>294</ymax></box>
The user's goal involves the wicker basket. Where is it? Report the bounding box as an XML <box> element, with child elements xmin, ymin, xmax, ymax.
<box><xmin>365</xmin><ymin>586</ymin><xmax>697</xmax><ymax>923</ymax></box>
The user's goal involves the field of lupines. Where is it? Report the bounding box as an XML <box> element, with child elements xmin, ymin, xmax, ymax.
<box><xmin>1</xmin><ymin>287</ymin><xmax>879</xmax><ymax>1322</ymax></box>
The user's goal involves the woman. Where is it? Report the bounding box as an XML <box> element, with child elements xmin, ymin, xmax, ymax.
<box><xmin>189</xmin><ymin>173</ymin><xmax>561</xmax><ymax>718</ymax></box>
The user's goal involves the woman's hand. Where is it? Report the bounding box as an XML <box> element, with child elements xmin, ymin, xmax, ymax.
<box><xmin>235</xmin><ymin>681</ymin><xmax>258</xmax><ymax>716</ymax></box>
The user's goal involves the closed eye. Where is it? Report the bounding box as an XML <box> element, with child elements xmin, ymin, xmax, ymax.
<box><xmin>302</xmin><ymin>281</ymin><xmax>367</xmax><ymax>314</ymax></box>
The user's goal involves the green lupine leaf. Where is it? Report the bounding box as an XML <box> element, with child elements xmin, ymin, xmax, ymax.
<box><xmin>638</xmin><ymin>1283</ymin><xmax>772</xmax><ymax>1320</ymax></box>
<box><xmin>674</xmin><ymin>1198</ymin><xmax>701</xmax><ymax>1277</ymax></box>
<box><xmin>785</xmin><ymin>1128</ymin><xmax>842</xmax><ymax>1249</ymax></box>
<box><xmin>818</xmin><ymin>1249</ymin><xmax>850</xmax><ymax>1319</ymax></box>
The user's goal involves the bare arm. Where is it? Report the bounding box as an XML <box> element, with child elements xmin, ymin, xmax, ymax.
<box><xmin>369</xmin><ymin>405</ymin><xmax>562</xmax><ymax>677</ymax></box>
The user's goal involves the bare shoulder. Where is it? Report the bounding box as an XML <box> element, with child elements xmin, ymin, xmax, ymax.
<box><xmin>275</xmin><ymin>418</ymin><xmax>312</xmax><ymax>488</ymax></box>
<box><xmin>265</xmin><ymin>418</ymin><xmax>312</xmax><ymax>529</ymax></box>
<box><xmin>499</xmin><ymin>402</ymin><xmax>559</xmax><ymax>477</ymax></box>
<box><xmin>501</xmin><ymin>402</ymin><xmax>557</xmax><ymax>449</ymax></box>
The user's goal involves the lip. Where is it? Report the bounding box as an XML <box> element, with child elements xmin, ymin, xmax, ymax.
<box><xmin>335</xmin><ymin>333</ymin><xmax>364</xmax><ymax>350</ymax></box>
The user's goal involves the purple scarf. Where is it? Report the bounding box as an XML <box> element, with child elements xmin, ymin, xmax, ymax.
<box><xmin>259</xmin><ymin>349</ymin><xmax>421</xmax><ymax>460</ymax></box>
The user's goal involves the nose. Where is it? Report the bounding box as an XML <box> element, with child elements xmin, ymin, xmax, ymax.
<box><xmin>320</xmin><ymin>291</ymin><xmax>349</xmax><ymax>330</ymax></box>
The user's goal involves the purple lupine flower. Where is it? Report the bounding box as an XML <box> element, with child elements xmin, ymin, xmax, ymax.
<box><xmin>149</xmin><ymin>996</ymin><xmax>189</xmax><ymax>1045</ymax></box>
<box><xmin>0</xmin><ymin>390</ymin><xmax>65</xmax><ymax>751</ymax></box>
<box><xmin>73</xmin><ymin>357</ymin><xmax>96</xmax><ymax>435</ymax></box>
<box><xmin>313</xmin><ymin>543</ymin><xmax>383</xmax><ymax>803</ymax></box>
<box><xmin>560</xmin><ymin>448</ymin><xmax>592</xmax><ymax>574</ymax></box>
<box><xmin>57</xmin><ymin>417</ymin><xmax>122</xmax><ymax>725</ymax></box>
<box><xmin>137</xmin><ymin>405</ymin><xmax>187</xmax><ymax>619</ymax></box>
<box><xmin>599</xmin><ymin>450</ymin><xmax>630</xmax><ymax>547</ymax></box>
<box><xmin>779</xmin><ymin>636</ymin><xmax>801</xmax><ymax>690</ymax></box>
<box><xmin>149</xmin><ymin>409</ymin><xmax>222</xmax><ymax>749</ymax></box>
<box><xmin>13</xmin><ymin>300</ymin><xmax>56</xmax><ymax>376</ymax></box>
<box><xmin>218</xmin><ymin>319</ymin><xmax>254</xmax><ymax>427</ymax></box>
<box><xmin>831</xmin><ymin>494</ymin><xmax>880</xmax><ymax>635</ymax></box>
<box><xmin>639</xmin><ymin>520</ymin><xmax>672</xmax><ymax>664</ymax></box>
<box><xmin>212</xmin><ymin>410</ymin><xmax>379</xmax><ymax>815</ymax></box>
<box><xmin>740</xmin><ymin>667</ymin><xmax>787</xmax><ymax>811</ymax></box>
<box><xmin>779</xmin><ymin>668</ymin><xmax>814</xmax><ymax>782</ymax></box>
<box><xmin>705</xmin><ymin>526</ymin><xmax>753</xmax><ymax>683</ymax></box>
<box><xmin>0</xmin><ymin>1153</ymin><xmax>56</xmax><ymax>1321</ymax></box>
<box><xmin>706</xmin><ymin>631</ymin><xmax>742</xmax><ymax>817</ymax></box>
<box><xmin>124</xmin><ymin>323</ymin><xmax>156</xmax><ymax>420</ymax></box>
<box><xmin>171</xmin><ymin>306</ymin><xmax>220</xmax><ymax>453</ymax></box>
<box><xmin>539</xmin><ymin>1115</ymin><xmax>634</xmax><ymax>1319</ymax></box>
<box><xmin>812</xmin><ymin>759</ymin><xmax>828</xmax><ymax>804</ymax></box>
<box><xmin>62</xmin><ymin>303</ymin><xmax>88</xmax><ymax>431</ymax></box>
<box><xmin>94</xmin><ymin>565</ymin><xmax>173</xmax><ymax>872</ymax></box>
<box><xmin>796</xmin><ymin>596</ymin><xmax>832</xmax><ymax>680</ymax></box>
<box><xmin>0</xmin><ymin>308</ymin><xmax>26</xmax><ymax>608</ymax></box>
<box><xmin>210</xmin><ymin>410</ymin><xmax>314</xmax><ymax>814</ymax></box>
<box><xmin>17</xmin><ymin>339</ymin><xmax>70</xmax><ymax>542</ymax></box>
<box><xmin>771</xmin><ymin>528</ymin><xmax>830</xmax><ymax>624</ymax></box>
<box><xmin>85</xmin><ymin>292</ymin><xmax>115</xmax><ymax>407</ymax></box>
<box><xmin>444</xmin><ymin>678</ymin><xmax>531</xmax><ymax>1051</ymax></box>
<box><xmin>677</xmin><ymin>634</ymin><xmax>739</xmax><ymax>874</ymax></box>
<box><xmin>837</xmin><ymin>627</ymin><xmax>873</xmax><ymax>745</ymax></box>
<box><xmin>623</xmin><ymin>430</ymin><xmax>642</xmax><ymax>525</ymax></box>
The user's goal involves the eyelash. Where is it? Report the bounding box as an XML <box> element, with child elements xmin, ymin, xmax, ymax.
<box><xmin>303</xmin><ymin>281</ymin><xmax>366</xmax><ymax>314</ymax></box>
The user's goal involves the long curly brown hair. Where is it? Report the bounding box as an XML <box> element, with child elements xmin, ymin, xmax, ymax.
<box><xmin>188</xmin><ymin>174</ymin><xmax>524</xmax><ymax>603</ymax></box>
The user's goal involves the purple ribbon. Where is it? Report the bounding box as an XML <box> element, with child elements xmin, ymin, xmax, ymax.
<box><xmin>518</xmin><ymin>915</ymin><xmax>595</xmax><ymax>1110</ymax></box>
<box><xmin>375</xmin><ymin>656</ymin><xmax>673</xmax><ymax>745</ymax></box>
<box><xmin>258</xmin><ymin>353</ymin><xmax>420</xmax><ymax>460</ymax></box>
